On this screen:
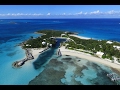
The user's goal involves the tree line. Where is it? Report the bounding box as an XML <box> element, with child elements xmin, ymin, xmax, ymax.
<box><xmin>22</xmin><ymin>30</ymin><xmax>65</xmax><ymax>48</ymax></box>
<box><xmin>64</xmin><ymin>36</ymin><xmax>120</xmax><ymax>60</ymax></box>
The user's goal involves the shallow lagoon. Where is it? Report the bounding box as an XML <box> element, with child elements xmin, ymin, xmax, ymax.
<box><xmin>29</xmin><ymin>54</ymin><xmax>118</xmax><ymax>85</ymax></box>
<box><xmin>1</xmin><ymin>19</ymin><xmax>120</xmax><ymax>85</ymax></box>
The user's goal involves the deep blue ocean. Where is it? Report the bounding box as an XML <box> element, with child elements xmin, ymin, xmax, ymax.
<box><xmin>0</xmin><ymin>19</ymin><xmax>120</xmax><ymax>85</ymax></box>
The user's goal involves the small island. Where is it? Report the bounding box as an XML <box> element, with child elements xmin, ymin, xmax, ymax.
<box><xmin>13</xmin><ymin>29</ymin><xmax>120</xmax><ymax>69</ymax></box>
<box><xmin>12</xmin><ymin>30</ymin><xmax>69</xmax><ymax>68</ymax></box>
<box><xmin>10</xmin><ymin>29</ymin><xmax>120</xmax><ymax>84</ymax></box>
<box><xmin>62</xmin><ymin>35</ymin><xmax>120</xmax><ymax>61</ymax></box>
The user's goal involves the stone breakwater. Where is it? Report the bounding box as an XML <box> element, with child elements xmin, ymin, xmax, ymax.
<box><xmin>12</xmin><ymin>48</ymin><xmax>34</xmax><ymax>68</ymax></box>
<box><xmin>12</xmin><ymin>47</ymin><xmax>50</xmax><ymax>68</ymax></box>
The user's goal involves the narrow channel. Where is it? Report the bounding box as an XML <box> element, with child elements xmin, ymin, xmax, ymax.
<box><xmin>33</xmin><ymin>38</ymin><xmax>66</xmax><ymax>69</ymax></box>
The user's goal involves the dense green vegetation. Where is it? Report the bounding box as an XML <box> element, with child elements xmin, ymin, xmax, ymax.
<box><xmin>22</xmin><ymin>30</ymin><xmax>66</xmax><ymax>48</ymax></box>
<box><xmin>36</xmin><ymin>29</ymin><xmax>65</xmax><ymax>37</ymax></box>
<box><xmin>22</xmin><ymin>29</ymin><xmax>120</xmax><ymax>60</ymax></box>
<box><xmin>64</xmin><ymin>36</ymin><xmax>120</xmax><ymax>59</ymax></box>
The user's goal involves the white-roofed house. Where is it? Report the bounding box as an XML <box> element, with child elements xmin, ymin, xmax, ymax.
<box><xmin>66</xmin><ymin>38</ymin><xmax>71</xmax><ymax>41</ymax></box>
<box><xmin>26</xmin><ymin>44</ymin><xmax>31</xmax><ymax>47</ymax></box>
<box><xmin>96</xmin><ymin>51</ymin><xmax>104</xmax><ymax>58</ymax></box>
<box><xmin>113</xmin><ymin>45</ymin><xmax>120</xmax><ymax>50</ymax></box>
<box><xmin>49</xmin><ymin>44</ymin><xmax>52</xmax><ymax>47</ymax></box>
<box><xmin>47</xmin><ymin>43</ymin><xmax>49</xmax><ymax>46</ymax></box>
<box><xmin>26</xmin><ymin>44</ymin><xmax>29</xmax><ymax>46</ymax></box>
<box><xmin>61</xmin><ymin>34</ymin><xmax>66</xmax><ymax>37</ymax></box>
<box><xmin>106</xmin><ymin>41</ymin><xmax>113</xmax><ymax>44</ymax></box>
<box><xmin>42</xmin><ymin>41</ymin><xmax>46</xmax><ymax>45</ymax></box>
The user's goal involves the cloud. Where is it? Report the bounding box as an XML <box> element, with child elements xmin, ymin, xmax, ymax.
<box><xmin>74</xmin><ymin>10</ymin><xmax>120</xmax><ymax>17</ymax></box>
<box><xmin>7</xmin><ymin>13</ymin><xmax>10</xmax><ymax>15</ymax></box>
<box><xmin>32</xmin><ymin>13</ymin><xmax>43</xmax><ymax>16</ymax></box>
<box><xmin>74</xmin><ymin>10</ymin><xmax>103</xmax><ymax>16</ymax></box>
<box><xmin>68</xmin><ymin>13</ymin><xmax>72</xmax><ymax>15</ymax></box>
<box><xmin>0</xmin><ymin>13</ymin><xmax>43</xmax><ymax>16</ymax></box>
<box><xmin>84</xmin><ymin>12</ymin><xmax>88</xmax><ymax>15</ymax></box>
<box><xmin>90</xmin><ymin>10</ymin><xmax>102</xmax><ymax>15</ymax></box>
<box><xmin>63</xmin><ymin>13</ymin><xmax>65</xmax><ymax>15</ymax></box>
<box><xmin>0</xmin><ymin>10</ymin><xmax>120</xmax><ymax>18</ymax></box>
<box><xmin>75</xmin><ymin>11</ymin><xmax>83</xmax><ymax>15</ymax></box>
<box><xmin>47</xmin><ymin>13</ymin><xmax>50</xmax><ymax>15</ymax></box>
<box><xmin>106</xmin><ymin>10</ymin><xmax>120</xmax><ymax>15</ymax></box>
<box><xmin>89</xmin><ymin>10</ymin><xmax>120</xmax><ymax>16</ymax></box>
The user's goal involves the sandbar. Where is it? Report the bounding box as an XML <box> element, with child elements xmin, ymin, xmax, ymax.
<box><xmin>31</xmin><ymin>48</ymin><xmax>47</xmax><ymax>60</ymax></box>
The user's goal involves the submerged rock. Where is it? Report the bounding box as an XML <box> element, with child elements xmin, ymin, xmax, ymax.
<box><xmin>29</xmin><ymin>65</ymin><xmax>65</xmax><ymax>85</ymax></box>
<box><xmin>65</xmin><ymin>55</ymin><xmax>70</xmax><ymax>56</ymax></box>
<box><xmin>62</xmin><ymin>58</ymin><xmax>72</xmax><ymax>61</ymax></box>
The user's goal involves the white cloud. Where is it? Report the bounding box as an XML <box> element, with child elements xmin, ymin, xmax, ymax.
<box><xmin>47</xmin><ymin>13</ymin><xmax>50</xmax><ymax>15</ymax></box>
<box><xmin>106</xmin><ymin>10</ymin><xmax>120</xmax><ymax>15</ymax></box>
<box><xmin>63</xmin><ymin>13</ymin><xmax>65</xmax><ymax>15</ymax></box>
<box><xmin>60</xmin><ymin>13</ymin><xmax>66</xmax><ymax>15</ymax></box>
<box><xmin>28</xmin><ymin>13</ymin><xmax>31</xmax><ymax>15</ymax></box>
<box><xmin>84</xmin><ymin>12</ymin><xmax>88</xmax><ymax>15</ymax></box>
<box><xmin>33</xmin><ymin>13</ymin><xmax>37</xmax><ymax>15</ymax></box>
<box><xmin>75</xmin><ymin>11</ymin><xmax>83</xmax><ymax>15</ymax></box>
<box><xmin>0</xmin><ymin>13</ymin><xmax>43</xmax><ymax>16</ymax></box>
<box><xmin>68</xmin><ymin>13</ymin><xmax>72</xmax><ymax>15</ymax></box>
<box><xmin>7</xmin><ymin>13</ymin><xmax>10</xmax><ymax>15</ymax></box>
<box><xmin>1</xmin><ymin>10</ymin><xmax>120</xmax><ymax>18</ymax></box>
<box><xmin>0</xmin><ymin>14</ymin><xmax>5</xmax><ymax>16</ymax></box>
<box><xmin>90</xmin><ymin>10</ymin><xmax>102</xmax><ymax>15</ymax></box>
<box><xmin>11</xmin><ymin>13</ymin><xmax>16</xmax><ymax>16</ymax></box>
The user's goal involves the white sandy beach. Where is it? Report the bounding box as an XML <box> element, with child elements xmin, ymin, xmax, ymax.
<box><xmin>59</xmin><ymin>46</ymin><xmax>120</xmax><ymax>69</ymax></box>
<box><xmin>69</xmin><ymin>34</ymin><xmax>91</xmax><ymax>40</ymax></box>
<box><xmin>31</xmin><ymin>48</ymin><xmax>46</xmax><ymax>59</ymax></box>
<box><xmin>26</xmin><ymin>34</ymin><xmax>120</xmax><ymax>69</ymax></box>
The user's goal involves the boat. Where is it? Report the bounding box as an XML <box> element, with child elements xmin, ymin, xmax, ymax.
<box><xmin>57</xmin><ymin>48</ymin><xmax>62</xmax><ymax>56</ymax></box>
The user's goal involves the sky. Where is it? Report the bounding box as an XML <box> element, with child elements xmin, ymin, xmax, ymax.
<box><xmin>0</xmin><ymin>5</ymin><xmax>120</xmax><ymax>19</ymax></box>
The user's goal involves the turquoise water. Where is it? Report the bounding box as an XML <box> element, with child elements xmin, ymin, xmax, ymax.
<box><xmin>0</xmin><ymin>19</ymin><xmax>120</xmax><ymax>85</ymax></box>
<box><xmin>59</xmin><ymin>56</ymin><xmax>117</xmax><ymax>85</ymax></box>
<box><xmin>0</xmin><ymin>36</ymin><xmax>118</xmax><ymax>85</ymax></box>
<box><xmin>0</xmin><ymin>33</ymin><xmax>42</xmax><ymax>85</ymax></box>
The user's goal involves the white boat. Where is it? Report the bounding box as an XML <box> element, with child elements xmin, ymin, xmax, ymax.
<box><xmin>57</xmin><ymin>48</ymin><xmax>62</xmax><ymax>56</ymax></box>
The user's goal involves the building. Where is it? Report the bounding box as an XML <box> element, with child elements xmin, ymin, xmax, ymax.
<box><xmin>42</xmin><ymin>41</ymin><xmax>46</xmax><ymax>45</ymax></box>
<box><xmin>26</xmin><ymin>44</ymin><xmax>31</xmax><ymax>47</ymax></box>
<box><xmin>50</xmin><ymin>37</ymin><xmax>56</xmax><ymax>39</ymax></box>
<box><xmin>106</xmin><ymin>41</ymin><xmax>113</xmax><ymax>44</ymax></box>
<box><xmin>66</xmin><ymin>38</ymin><xmax>71</xmax><ymax>42</ymax></box>
<box><xmin>47</xmin><ymin>43</ymin><xmax>49</xmax><ymax>46</ymax></box>
<box><xmin>61</xmin><ymin>34</ymin><xmax>66</xmax><ymax>37</ymax></box>
<box><xmin>96</xmin><ymin>51</ymin><xmax>104</xmax><ymax>58</ymax></box>
<box><xmin>49</xmin><ymin>44</ymin><xmax>52</xmax><ymax>47</ymax></box>
<box><xmin>113</xmin><ymin>45</ymin><xmax>120</xmax><ymax>50</ymax></box>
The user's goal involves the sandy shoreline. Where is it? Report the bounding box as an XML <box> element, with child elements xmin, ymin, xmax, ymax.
<box><xmin>69</xmin><ymin>34</ymin><xmax>91</xmax><ymax>40</ymax></box>
<box><xmin>20</xmin><ymin>32</ymin><xmax>120</xmax><ymax>69</ymax></box>
<box><xmin>30</xmin><ymin>48</ymin><xmax>47</xmax><ymax>60</ymax></box>
<box><xmin>30</xmin><ymin>34</ymin><xmax>120</xmax><ymax>69</ymax></box>
<box><xmin>59</xmin><ymin>46</ymin><xmax>120</xmax><ymax>69</ymax></box>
